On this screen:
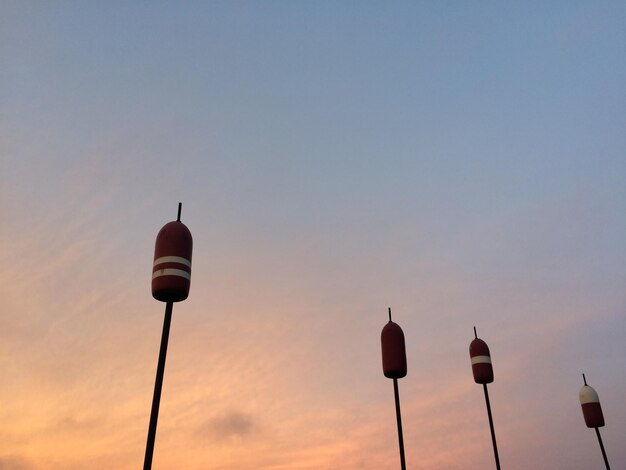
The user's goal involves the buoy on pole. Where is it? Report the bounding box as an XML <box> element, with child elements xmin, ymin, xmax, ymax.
<box><xmin>469</xmin><ymin>327</ymin><xmax>501</xmax><ymax>470</ymax></box>
<box><xmin>144</xmin><ymin>203</ymin><xmax>193</xmax><ymax>470</ymax></box>
<box><xmin>579</xmin><ymin>374</ymin><xmax>611</xmax><ymax>470</ymax></box>
<box><xmin>381</xmin><ymin>307</ymin><xmax>408</xmax><ymax>470</ymax></box>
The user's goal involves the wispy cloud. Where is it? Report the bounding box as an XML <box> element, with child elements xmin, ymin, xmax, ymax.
<box><xmin>0</xmin><ymin>456</ymin><xmax>33</xmax><ymax>470</ymax></box>
<box><xmin>197</xmin><ymin>410</ymin><xmax>256</xmax><ymax>442</ymax></box>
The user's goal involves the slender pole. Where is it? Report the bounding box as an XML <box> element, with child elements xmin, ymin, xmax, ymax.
<box><xmin>595</xmin><ymin>427</ymin><xmax>611</xmax><ymax>470</ymax></box>
<box><xmin>482</xmin><ymin>384</ymin><xmax>501</xmax><ymax>470</ymax></box>
<box><xmin>144</xmin><ymin>301</ymin><xmax>174</xmax><ymax>470</ymax></box>
<box><xmin>393</xmin><ymin>378</ymin><xmax>407</xmax><ymax>470</ymax></box>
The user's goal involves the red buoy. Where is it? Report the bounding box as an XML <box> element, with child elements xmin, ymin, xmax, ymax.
<box><xmin>380</xmin><ymin>308</ymin><xmax>408</xmax><ymax>470</ymax></box>
<box><xmin>469</xmin><ymin>335</ymin><xmax>493</xmax><ymax>384</ymax></box>
<box><xmin>381</xmin><ymin>315</ymin><xmax>407</xmax><ymax>379</ymax></box>
<box><xmin>580</xmin><ymin>384</ymin><xmax>605</xmax><ymax>428</ymax></box>
<box><xmin>151</xmin><ymin>218</ymin><xmax>193</xmax><ymax>303</ymax></box>
<box><xmin>469</xmin><ymin>328</ymin><xmax>501</xmax><ymax>469</ymax></box>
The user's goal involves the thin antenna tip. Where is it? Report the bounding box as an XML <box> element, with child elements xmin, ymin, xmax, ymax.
<box><xmin>388</xmin><ymin>307</ymin><xmax>392</xmax><ymax>322</ymax></box>
<box><xmin>177</xmin><ymin>202</ymin><xmax>182</xmax><ymax>221</ymax></box>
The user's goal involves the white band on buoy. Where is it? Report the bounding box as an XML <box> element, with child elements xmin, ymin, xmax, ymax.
<box><xmin>471</xmin><ymin>355</ymin><xmax>492</xmax><ymax>365</ymax></box>
<box><xmin>152</xmin><ymin>268</ymin><xmax>191</xmax><ymax>280</ymax></box>
<box><xmin>153</xmin><ymin>256</ymin><xmax>191</xmax><ymax>268</ymax></box>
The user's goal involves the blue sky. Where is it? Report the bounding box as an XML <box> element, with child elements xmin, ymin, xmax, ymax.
<box><xmin>2</xmin><ymin>2</ymin><xmax>625</xmax><ymax>469</ymax></box>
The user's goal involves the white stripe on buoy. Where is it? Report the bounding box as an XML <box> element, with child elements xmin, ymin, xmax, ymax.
<box><xmin>152</xmin><ymin>269</ymin><xmax>191</xmax><ymax>280</ymax></box>
<box><xmin>471</xmin><ymin>355</ymin><xmax>492</xmax><ymax>365</ymax></box>
<box><xmin>153</xmin><ymin>256</ymin><xmax>191</xmax><ymax>268</ymax></box>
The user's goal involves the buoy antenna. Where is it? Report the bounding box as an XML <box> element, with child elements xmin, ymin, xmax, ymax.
<box><xmin>473</xmin><ymin>326</ymin><xmax>478</xmax><ymax>339</ymax></box>
<box><xmin>388</xmin><ymin>307</ymin><xmax>392</xmax><ymax>322</ymax></box>
<box><xmin>177</xmin><ymin>202</ymin><xmax>182</xmax><ymax>222</ymax></box>
<box><xmin>583</xmin><ymin>373</ymin><xmax>587</xmax><ymax>386</ymax></box>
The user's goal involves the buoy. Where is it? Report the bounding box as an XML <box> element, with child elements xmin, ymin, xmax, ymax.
<box><xmin>380</xmin><ymin>308</ymin><xmax>408</xmax><ymax>470</ymax></box>
<box><xmin>381</xmin><ymin>315</ymin><xmax>407</xmax><ymax>379</ymax></box>
<box><xmin>144</xmin><ymin>203</ymin><xmax>192</xmax><ymax>470</ymax></box>
<box><xmin>469</xmin><ymin>335</ymin><xmax>494</xmax><ymax>384</ymax></box>
<box><xmin>580</xmin><ymin>375</ymin><xmax>605</xmax><ymax>428</ymax></box>
<box><xmin>469</xmin><ymin>327</ymin><xmax>500</xmax><ymax>470</ymax></box>
<box><xmin>151</xmin><ymin>206</ymin><xmax>193</xmax><ymax>302</ymax></box>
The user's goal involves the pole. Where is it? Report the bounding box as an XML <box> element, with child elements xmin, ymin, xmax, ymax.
<box><xmin>144</xmin><ymin>301</ymin><xmax>174</xmax><ymax>470</ymax></box>
<box><xmin>595</xmin><ymin>427</ymin><xmax>611</xmax><ymax>470</ymax></box>
<box><xmin>482</xmin><ymin>383</ymin><xmax>501</xmax><ymax>470</ymax></box>
<box><xmin>393</xmin><ymin>378</ymin><xmax>407</xmax><ymax>470</ymax></box>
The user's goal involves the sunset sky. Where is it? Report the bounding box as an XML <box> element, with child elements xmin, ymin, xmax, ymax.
<box><xmin>1</xmin><ymin>2</ymin><xmax>625</xmax><ymax>469</ymax></box>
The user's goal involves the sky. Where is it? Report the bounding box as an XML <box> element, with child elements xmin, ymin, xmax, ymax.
<box><xmin>1</xmin><ymin>1</ymin><xmax>625</xmax><ymax>469</ymax></box>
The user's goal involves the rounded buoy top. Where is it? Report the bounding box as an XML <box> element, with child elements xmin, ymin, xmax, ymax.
<box><xmin>381</xmin><ymin>308</ymin><xmax>407</xmax><ymax>379</ymax></box>
<box><xmin>579</xmin><ymin>382</ymin><xmax>605</xmax><ymax>428</ymax></box>
<box><xmin>151</xmin><ymin>206</ymin><xmax>193</xmax><ymax>302</ymax></box>
<box><xmin>579</xmin><ymin>385</ymin><xmax>600</xmax><ymax>405</ymax></box>
<box><xmin>469</xmin><ymin>331</ymin><xmax>493</xmax><ymax>384</ymax></box>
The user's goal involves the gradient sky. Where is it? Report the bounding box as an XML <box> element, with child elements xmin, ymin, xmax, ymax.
<box><xmin>2</xmin><ymin>2</ymin><xmax>625</xmax><ymax>469</ymax></box>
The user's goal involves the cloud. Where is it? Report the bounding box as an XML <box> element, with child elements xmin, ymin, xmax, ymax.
<box><xmin>0</xmin><ymin>455</ymin><xmax>33</xmax><ymax>470</ymax></box>
<box><xmin>56</xmin><ymin>414</ymin><xmax>103</xmax><ymax>433</ymax></box>
<box><xmin>197</xmin><ymin>410</ymin><xmax>256</xmax><ymax>441</ymax></box>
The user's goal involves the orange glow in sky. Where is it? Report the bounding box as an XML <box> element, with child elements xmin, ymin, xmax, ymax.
<box><xmin>2</xmin><ymin>2</ymin><xmax>625</xmax><ymax>469</ymax></box>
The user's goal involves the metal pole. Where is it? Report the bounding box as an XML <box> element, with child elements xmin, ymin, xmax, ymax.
<box><xmin>144</xmin><ymin>301</ymin><xmax>174</xmax><ymax>470</ymax></box>
<box><xmin>595</xmin><ymin>427</ymin><xmax>611</xmax><ymax>470</ymax></box>
<box><xmin>482</xmin><ymin>383</ymin><xmax>501</xmax><ymax>470</ymax></box>
<box><xmin>393</xmin><ymin>378</ymin><xmax>407</xmax><ymax>470</ymax></box>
